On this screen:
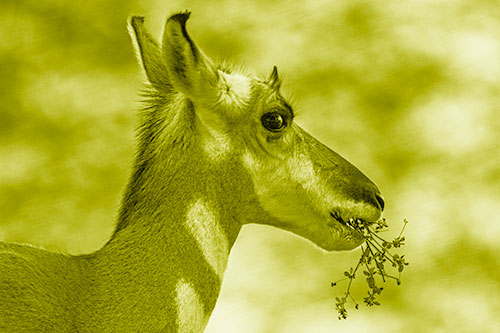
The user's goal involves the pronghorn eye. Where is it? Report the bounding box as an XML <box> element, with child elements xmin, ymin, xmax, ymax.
<box><xmin>261</xmin><ymin>112</ymin><xmax>286</xmax><ymax>132</ymax></box>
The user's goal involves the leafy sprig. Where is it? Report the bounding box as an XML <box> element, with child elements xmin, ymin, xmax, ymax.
<box><xmin>331</xmin><ymin>218</ymin><xmax>408</xmax><ymax>320</ymax></box>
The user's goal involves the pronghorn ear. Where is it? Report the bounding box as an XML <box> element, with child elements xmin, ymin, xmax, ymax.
<box><xmin>162</xmin><ymin>12</ymin><xmax>219</xmax><ymax>101</ymax></box>
<box><xmin>268</xmin><ymin>65</ymin><xmax>281</xmax><ymax>91</ymax></box>
<box><xmin>128</xmin><ymin>16</ymin><xmax>170</xmax><ymax>91</ymax></box>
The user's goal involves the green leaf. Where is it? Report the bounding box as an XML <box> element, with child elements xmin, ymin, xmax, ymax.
<box><xmin>367</xmin><ymin>276</ymin><xmax>375</xmax><ymax>288</ymax></box>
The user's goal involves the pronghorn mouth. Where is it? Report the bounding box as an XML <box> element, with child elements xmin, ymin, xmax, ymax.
<box><xmin>329</xmin><ymin>212</ymin><xmax>347</xmax><ymax>226</ymax></box>
<box><xmin>329</xmin><ymin>212</ymin><xmax>374</xmax><ymax>231</ymax></box>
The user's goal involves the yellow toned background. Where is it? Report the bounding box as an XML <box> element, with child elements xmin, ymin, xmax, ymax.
<box><xmin>1</xmin><ymin>0</ymin><xmax>499</xmax><ymax>331</ymax></box>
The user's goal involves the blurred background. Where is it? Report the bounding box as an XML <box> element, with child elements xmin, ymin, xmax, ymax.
<box><xmin>1</xmin><ymin>0</ymin><xmax>499</xmax><ymax>331</ymax></box>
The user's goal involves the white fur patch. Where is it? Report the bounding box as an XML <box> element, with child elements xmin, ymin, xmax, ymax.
<box><xmin>175</xmin><ymin>279</ymin><xmax>208</xmax><ymax>332</ymax></box>
<box><xmin>202</xmin><ymin>131</ymin><xmax>232</xmax><ymax>162</ymax></box>
<box><xmin>196</xmin><ymin>106</ymin><xmax>233</xmax><ymax>162</ymax></box>
<box><xmin>201</xmin><ymin>121</ymin><xmax>232</xmax><ymax>162</ymax></box>
<box><xmin>218</xmin><ymin>71</ymin><xmax>251</xmax><ymax>108</ymax></box>
<box><xmin>185</xmin><ymin>198</ymin><xmax>229</xmax><ymax>280</ymax></box>
<box><xmin>241</xmin><ymin>150</ymin><xmax>260</xmax><ymax>175</ymax></box>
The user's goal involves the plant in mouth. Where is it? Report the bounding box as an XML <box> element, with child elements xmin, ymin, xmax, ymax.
<box><xmin>331</xmin><ymin>217</ymin><xmax>408</xmax><ymax>320</ymax></box>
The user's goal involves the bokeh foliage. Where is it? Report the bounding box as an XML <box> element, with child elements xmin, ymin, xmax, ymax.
<box><xmin>1</xmin><ymin>0</ymin><xmax>499</xmax><ymax>331</ymax></box>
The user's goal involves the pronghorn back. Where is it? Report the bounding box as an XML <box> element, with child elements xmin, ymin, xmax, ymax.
<box><xmin>0</xmin><ymin>11</ymin><xmax>384</xmax><ymax>332</ymax></box>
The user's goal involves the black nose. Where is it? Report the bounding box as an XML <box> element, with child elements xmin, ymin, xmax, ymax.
<box><xmin>376</xmin><ymin>194</ymin><xmax>385</xmax><ymax>211</ymax></box>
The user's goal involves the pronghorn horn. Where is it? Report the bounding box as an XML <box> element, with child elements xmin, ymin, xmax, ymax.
<box><xmin>268</xmin><ymin>65</ymin><xmax>281</xmax><ymax>91</ymax></box>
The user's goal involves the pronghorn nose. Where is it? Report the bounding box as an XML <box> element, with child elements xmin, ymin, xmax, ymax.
<box><xmin>376</xmin><ymin>193</ymin><xmax>385</xmax><ymax>211</ymax></box>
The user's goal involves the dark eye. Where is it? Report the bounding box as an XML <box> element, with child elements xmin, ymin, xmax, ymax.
<box><xmin>261</xmin><ymin>112</ymin><xmax>286</xmax><ymax>132</ymax></box>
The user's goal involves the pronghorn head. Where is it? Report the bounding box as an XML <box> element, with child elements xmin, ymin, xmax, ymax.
<box><xmin>129</xmin><ymin>12</ymin><xmax>384</xmax><ymax>251</ymax></box>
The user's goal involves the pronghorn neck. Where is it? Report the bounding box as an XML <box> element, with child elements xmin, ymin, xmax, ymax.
<box><xmin>87</xmin><ymin>93</ymin><xmax>250</xmax><ymax>331</ymax></box>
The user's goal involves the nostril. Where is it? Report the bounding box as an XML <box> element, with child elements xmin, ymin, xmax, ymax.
<box><xmin>376</xmin><ymin>194</ymin><xmax>385</xmax><ymax>211</ymax></box>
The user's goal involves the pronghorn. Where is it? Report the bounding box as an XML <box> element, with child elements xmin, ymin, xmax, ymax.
<box><xmin>0</xmin><ymin>12</ymin><xmax>384</xmax><ymax>332</ymax></box>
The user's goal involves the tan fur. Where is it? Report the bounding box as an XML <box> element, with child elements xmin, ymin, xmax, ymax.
<box><xmin>0</xmin><ymin>12</ymin><xmax>384</xmax><ymax>332</ymax></box>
